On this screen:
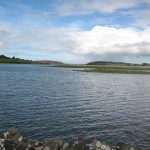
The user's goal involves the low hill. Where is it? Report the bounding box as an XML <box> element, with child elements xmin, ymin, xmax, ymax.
<box><xmin>36</xmin><ymin>60</ymin><xmax>63</xmax><ymax>64</ymax></box>
<box><xmin>87</xmin><ymin>61</ymin><xmax>135</xmax><ymax>66</ymax></box>
<box><xmin>87</xmin><ymin>61</ymin><xmax>150</xmax><ymax>66</ymax></box>
<box><xmin>0</xmin><ymin>55</ymin><xmax>35</xmax><ymax>64</ymax></box>
<box><xmin>0</xmin><ymin>55</ymin><xmax>64</xmax><ymax>64</ymax></box>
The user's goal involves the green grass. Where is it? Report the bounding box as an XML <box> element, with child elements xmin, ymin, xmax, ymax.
<box><xmin>0</xmin><ymin>58</ymin><xmax>36</xmax><ymax>64</ymax></box>
<box><xmin>54</xmin><ymin>64</ymin><xmax>150</xmax><ymax>74</ymax></box>
<box><xmin>53</xmin><ymin>64</ymin><xmax>101</xmax><ymax>68</ymax></box>
<box><xmin>81</xmin><ymin>67</ymin><xmax>150</xmax><ymax>74</ymax></box>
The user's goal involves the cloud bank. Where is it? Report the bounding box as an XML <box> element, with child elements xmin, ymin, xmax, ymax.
<box><xmin>70</xmin><ymin>26</ymin><xmax>150</xmax><ymax>56</ymax></box>
<box><xmin>1</xmin><ymin>23</ymin><xmax>150</xmax><ymax>62</ymax></box>
<box><xmin>0</xmin><ymin>0</ymin><xmax>150</xmax><ymax>63</ymax></box>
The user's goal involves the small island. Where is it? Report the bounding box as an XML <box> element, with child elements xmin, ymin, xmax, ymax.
<box><xmin>53</xmin><ymin>61</ymin><xmax>150</xmax><ymax>75</ymax></box>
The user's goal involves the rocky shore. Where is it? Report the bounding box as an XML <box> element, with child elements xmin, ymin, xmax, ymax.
<box><xmin>0</xmin><ymin>128</ymin><xmax>142</xmax><ymax>150</ymax></box>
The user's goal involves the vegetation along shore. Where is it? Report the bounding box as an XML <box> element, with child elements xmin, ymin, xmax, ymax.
<box><xmin>53</xmin><ymin>62</ymin><xmax>150</xmax><ymax>75</ymax></box>
<box><xmin>1</xmin><ymin>55</ymin><xmax>150</xmax><ymax>74</ymax></box>
<box><xmin>0</xmin><ymin>55</ymin><xmax>63</xmax><ymax>64</ymax></box>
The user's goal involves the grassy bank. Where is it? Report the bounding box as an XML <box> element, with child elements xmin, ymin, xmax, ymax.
<box><xmin>54</xmin><ymin>64</ymin><xmax>150</xmax><ymax>74</ymax></box>
<box><xmin>0</xmin><ymin>55</ymin><xmax>64</xmax><ymax>64</ymax></box>
<box><xmin>0</xmin><ymin>58</ymin><xmax>36</xmax><ymax>64</ymax></box>
<box><xmin>0</xmin><ymin>55</ymin><xmax>36</xmax><ymax>64</ymax></box>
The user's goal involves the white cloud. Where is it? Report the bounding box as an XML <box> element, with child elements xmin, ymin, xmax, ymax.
<box><xmin>1</xmin><ymin>22</ymin><xmax>150</xmax><ymax>63</ymax></box>
<box><xmin>55</xmin><ymin>0</ymin><xmax>145</xmax><ymax>16</ymax></box>
<box><xmin>122</xmin><ymin>9</ymin><xmax>150</xmax><ymax>28</ymax></box>
<box><xmin>69</xmin><ymin>26</ymin><xmax>150</xmax><ymax>56</ymax></box>
<box><xmin>54</xmin><ymin>0</ymin><xmax>150</xmax><ymax>30</ymax></box>
<box><xmin>0</xmin><ymin>24</ymin><xmax>78</xmax><ymax>54</ymax></box>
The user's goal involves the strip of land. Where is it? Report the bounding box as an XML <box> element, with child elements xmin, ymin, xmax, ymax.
<box><xmin>1</xmin><ymin>54</ymin><xmax>150</xmax><ymax>74</ymax></box>
<box><xmin>0</xmin><ymin>55</ymin><xmax>63</xmax><ymax>64</ymax></box>
<box><xmin>54</xmin><ymin>64</ymin><xmax>150</xmax><ymax>74</ymax></box>
<box><xmin>0</xmin><ymin>55</ymin><xmax>36</xmax><ymax>64</ymax></box>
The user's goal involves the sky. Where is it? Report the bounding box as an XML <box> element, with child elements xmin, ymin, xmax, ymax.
<box><xmin>0</xmin><ymin>0</ymin><xmax>150</xmax><ymax>64</ymax></box>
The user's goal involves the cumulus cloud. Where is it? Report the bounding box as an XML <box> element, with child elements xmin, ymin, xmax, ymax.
<box><xmin>1</xmin><ymin>23</ymin><xmax>150</xmax><ymax>63</ymax></box>
<box><xmin>69</xmin><ymin>26</ymin><xmax>150</xmax><ymax>56</ymax></box>
<box><xmin>55</xmin><ymin>0</ymin><xmax>146</xmax><ymax>16</ymax></box>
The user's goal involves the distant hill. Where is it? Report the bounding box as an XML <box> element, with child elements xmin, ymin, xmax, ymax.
<box><xmin>0</xmin><ymin>55</ymin><xmax>35</xmax><ymax>64</ymax></box>
<box><xmin>0</xmin><ymin>55</ymin><xmax>8</xmax><ymax>59</ymax></box>
<box><xmin>87</xmin><ymin>61</ymin><xmax>135</xmax><ymax>66</ymax></box>
<box><xmin>0</xmin><ymin>55</ymin><xmax>64</xmax><ymax>64</ymax></box>
<box><xmin>87</xmin><ymin>61</ymin><xmax>150</xmax><ymax>66</ymax></box>
<box><xmin>36</xmin><ymin>60</ymin><xmax>63</xmax><ymax>64</ymax></box>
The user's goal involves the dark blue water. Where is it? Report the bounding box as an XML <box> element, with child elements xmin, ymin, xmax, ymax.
<box><xmin>0</xmin><ymin>64</ymin><xmax>150</xmax><ymax>149</ymax></box>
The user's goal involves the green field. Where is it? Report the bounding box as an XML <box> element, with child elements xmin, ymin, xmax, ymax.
<box><xmin>54</xmin><ymin>64</ymin><xmax>150</xmax><ymax>74</ymax></box>
<box><xmin>0</xmin><ymin>55</ymin><xmax>37</xmax><ymax>64</ymax></box>
<box><xmin>0</xmin><ymin>55</ymin><xmax>63</xmax><ymax>64</ymax></box>
<box><xmin>0</xmin><ymin>58</ymin><xmax>36</xmax><ymax>64</ymax></box>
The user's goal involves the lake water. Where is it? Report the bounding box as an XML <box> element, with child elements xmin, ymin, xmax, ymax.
<box><xmin>0</xmin><ymin>64</ymin><xmax>150</xmax><ymax>149</ymax></box>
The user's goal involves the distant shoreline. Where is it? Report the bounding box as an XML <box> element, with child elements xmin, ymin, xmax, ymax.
<box><xmin>0</xmin><ymin>55</ymin><xmax>36</xmax><ymax>64</ymax></box>
<box><xmin>0</xmin><ymin>55</ymin><xmax>63</xmax><ymax>65</ymax></box>
<box><xmin>52</xmin><ymin>64</ymin><xmax>150</xmax><ymax>75</ymax></box>
<box><xmin>1</xmin><ymin>55</ymin><xmax>150</xmax><ymax>74</ymax></box>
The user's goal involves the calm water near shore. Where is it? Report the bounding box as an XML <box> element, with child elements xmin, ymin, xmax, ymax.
<box><xmin>0</xmin><ymin>64</ymin><xmax>150</xmax><ymax>149</ymax></box>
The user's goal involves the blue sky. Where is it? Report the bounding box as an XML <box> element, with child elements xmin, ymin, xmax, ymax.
<box><xmin>0</xmin><ymin>0</ymin><xmax>150</xmax><ymax>63</ymax></box>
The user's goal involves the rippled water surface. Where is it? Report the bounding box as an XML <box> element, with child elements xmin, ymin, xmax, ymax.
<box><xmin>0</xmin><ymin>64</ymin><xmax>150</xmax><ymax>149</ymax></box>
